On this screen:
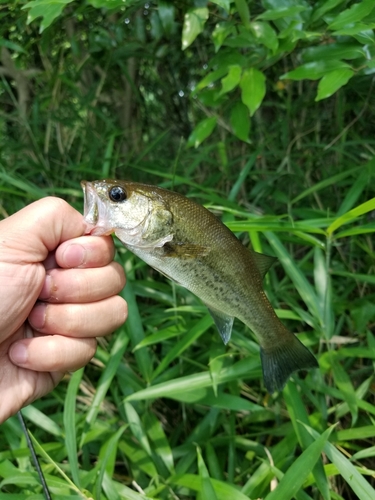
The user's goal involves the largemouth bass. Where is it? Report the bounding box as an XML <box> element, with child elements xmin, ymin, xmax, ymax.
<box><xmin>81</xmin><ymin>179</ymin><xmax>318</xmax><ymax>392</ymax></box>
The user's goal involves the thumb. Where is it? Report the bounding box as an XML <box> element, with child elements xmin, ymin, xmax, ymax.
<box><xmin>0</xmin><ymin>197</ymin><xmax>85</xmax><ymax>263</ymax></box>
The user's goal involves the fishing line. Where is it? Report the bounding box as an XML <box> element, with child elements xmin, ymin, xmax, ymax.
<box><xmin>17</xmin><ymin>410</ymin><xmax>52</xmax><ymax>500</ymax></box>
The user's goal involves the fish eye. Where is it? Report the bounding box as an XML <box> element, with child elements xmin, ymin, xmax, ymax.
<box><xmin>109</xmin><ymin>186</ymin><xmax>127</xmax><ymax>202</ymax></box>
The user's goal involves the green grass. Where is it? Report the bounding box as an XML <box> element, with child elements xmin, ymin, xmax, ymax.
<box><xmin>1</xmin><ymin>155</ymin><xmax>375</xmax><ymax>499</ymax></box>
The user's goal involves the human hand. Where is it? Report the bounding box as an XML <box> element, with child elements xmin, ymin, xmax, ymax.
<box><xmin>0</xmin><ymin>197</ymin><xmax>127</xmax><ymax>423</ymax></box>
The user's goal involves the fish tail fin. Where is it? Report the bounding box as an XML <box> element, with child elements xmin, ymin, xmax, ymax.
<box><xmin>260</xmin><ymin>334</ymin><xmax>318</xmax><ymax>393</ymax></box>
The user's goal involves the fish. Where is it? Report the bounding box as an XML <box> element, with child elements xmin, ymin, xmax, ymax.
<box><xmin>81</xmin><ymin>179</ymin><xmax>318</xmax><ymax>392</ymax></box>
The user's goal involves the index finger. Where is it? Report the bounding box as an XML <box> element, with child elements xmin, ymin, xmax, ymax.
<box><xmin>55</xmin><ymin>235</ymin><xmax>115</xmax><ymax>269</ymax></box>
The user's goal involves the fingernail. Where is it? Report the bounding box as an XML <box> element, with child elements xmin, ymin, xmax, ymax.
<box><xmin>10</xmin><ymin>342</ymin><xmax>28</xmax><ymax>364</ymax></box>
<box><xmin>62</xmin><ymin>244</ymin><xmax>86</xmax><ymax>268</ymax></box>
<box><xmin>28</xmin><ymin>303</ymin><xmax>47</xmax><ymax>330</ymax></box>
<box><xmin>39</xmin><ymin>273</ymin><xmax>52</xmax><ymax>300</ymax></box>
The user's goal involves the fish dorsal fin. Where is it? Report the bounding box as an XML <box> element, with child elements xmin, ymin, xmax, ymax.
<box><xmin>253</xmin><ymin>251</ymin><xmax>277</xmax><ymax>279</ymax></box>
<box><xmin>207</xmin><ymin>306</ymin><xmax>234</xmax><ymax>345</ymax></box>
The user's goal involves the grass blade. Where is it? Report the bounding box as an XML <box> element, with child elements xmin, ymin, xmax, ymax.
<box><xmin>197</xmin><ymin>446</ymin><xmax>218</xmax><ymax>500</ymax></box>
<box><xmin>63</xmin><ymin>368</ymin><xmax>84</xmax><ymax>488</ymax></box>
<box><xmin>264</xmin><ymin>425</ymin><xmax>335</xmax><ymax>500</ymax></box>
<box><xmin>306</xmin><ymin>426</ymin><xmax>375</xmax><ymax>500</ymax></box>
<box><xmin>264</xmin><ymin>231</ymin><xmax>320</xmax><ymax>319</ymax></box>
<box><xmin>152</xmin><ymin>314</ymin><xmax>213</xmax><ymax>379</ymax></box>
<box><xmin>328</xmin><ymin>197</ymin><xmax>375</xmax><ymax>235</ymax></box>
<box><xmin>82</xmin><ymin>329</ymin><xmax>129</xmax><ymax>443</ymax></box>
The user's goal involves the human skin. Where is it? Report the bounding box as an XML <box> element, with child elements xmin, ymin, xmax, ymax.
<box><xmin>0</xmin><ymin>197</ymin><xmax>127</xmax><ymax>423</ymax></box>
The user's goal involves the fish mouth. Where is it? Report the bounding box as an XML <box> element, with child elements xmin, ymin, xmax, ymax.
<box><xmin>81</xmin><ymin>180</ymin><xmax>114</xmax><ymax>236</ymax></box>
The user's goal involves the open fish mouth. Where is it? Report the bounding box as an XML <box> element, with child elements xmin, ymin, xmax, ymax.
<box><xmin>81</xmin><ymin>180</ymin><xmax>114</xmax><ymax>236</ymax></box>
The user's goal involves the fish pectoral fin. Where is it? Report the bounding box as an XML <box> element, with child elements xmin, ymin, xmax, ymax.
<box><xmin>161</xmin><ymin>241</ymin><xmax>210</xmax><ymax>259</ymax></box>
<box><xmin>207</xmin><ymin>306</ymin><xmax>234</xmax><ymax>345</ymax></box>
<box><xmin>253</xmin><ymin>252</ymin><xmax>277</xmax><ymax>279</ymax></box>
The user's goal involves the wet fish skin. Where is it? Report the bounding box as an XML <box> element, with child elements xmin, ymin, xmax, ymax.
<box><xmin>81</xmin><ymin>179</ymin><xmax>318</xmax><ymax>392</ymax></box>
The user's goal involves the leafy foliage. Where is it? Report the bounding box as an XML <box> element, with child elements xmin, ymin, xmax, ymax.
<box><xmin>1</xmin><ymin>0</ymin><xmax>375</xmax><ymax>499</ymax></box>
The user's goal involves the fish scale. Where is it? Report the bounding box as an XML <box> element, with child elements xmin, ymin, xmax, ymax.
<box><xmin>81</xmin><ymin>179</ymin><xmax>318</xmax><ymax>393</ymax></box>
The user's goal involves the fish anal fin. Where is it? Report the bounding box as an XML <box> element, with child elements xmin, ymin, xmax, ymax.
<box><xmin>253</xmin><ymin>252</ymin><xmax>277</xmax><ymax>279</ymax></box>
<box><xmin>162</xmin><ymin>241</ymin><xmax>210</xmax><ymax>259</ymax></box>
<box><xmin>260</xmin><ymin>334</ymin><xmax>318</xmax><ymax>393</ymax></box>
<box><xmin>207</xmin><ymin>307</ymin><xmax>234</xmax><ymax>345</ymax></box>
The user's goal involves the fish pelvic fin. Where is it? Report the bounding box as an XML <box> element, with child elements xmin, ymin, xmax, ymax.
<box><xmin>260</xmin><ymin>334</ymin><xmax>318</xmax><ymax>393</ymax></box>
<box><xmin>207</xmin><ymin>307</ymin><xmax>234</xmax><ymax>345</ymax></box>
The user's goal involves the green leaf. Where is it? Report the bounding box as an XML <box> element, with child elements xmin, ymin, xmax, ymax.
<box><xmin>283</xmin><ymin>383</ymin><xmax>330</xmax><ymax>500</ymax></box>
<box><xmin>263</xmin><ymin>232</ymin><xmax>320</xmax><ymax>320</ymax></box>
<box><xmin>302</xmin><ymin>42</ymin><xmax>366</xmax><ymax>63</ymax></box>
<box><xmin>330</xmin><ymin>353</ymin><xmax>358</xmax><ymax>424</ymax></box>
<box><xmin>250</xmin><ymin>21</ymin><xmax>278</xmax><ymax>53</ymax></box>
<box><xmin>87</xmin><ymin>0</ymin><xmax>125</xmax><ymax>8</ymax></box>
<box><xmin>152</xmin><ymin>314</ymin><xmax>213</xmax><ymax>378</ymax></box>
<box><xmin>220</xmin><ymin>65</ymin><xmax>242</xmax><ymax>95</ymax></box>
<box><xmin>327</xmin><ymin>196</ymin><xmax>375</xmax><ymax>235</ymax></box>
<box><xmin>240</xmin><ymin>68</ymin><xmax>266</xmax><ymax>116</ymax></box>
<box><xmin>182</xmin><ymin>7</ymin><xmax>209</xmax><ymax>50</ymax></box>
<box><xmin>306</xmin><ymin>426</ymin><xmax>375</xmax><ymax>500</ymax></box>
<box><xmin>335</xmin><ymin>27</ymin><xmax>375</xmax><ymax>44</ymax></box>
<box><xmin>0</xmin><ymin>39</ymin><xmax>26</xmax><ymax>53</ymax></box>
<box><xmin>170</xmin><ymin>473</ymin><xmax>251</xmax><ymax>500</ymax></box>
<box><xmin>97</xmin><ymin>426</ymin><xmax>127</xmax><ymax>500</ymax></box>
<box><xmin>22</xmin><ymin>406</ymin><xmax>63</xmax><ymax>437</ymax></box>
<box><xmin>210</xmin><ymin>0</ymin><xmax>231</xmax><ymax>14</ymax></box>
<box><xmin>282</xmin><ymin>60</ymin><xmax>351</xmax><ymax>81</ymax></box>
<box><xmin>291</xmin><ymin>165</ymin><xmax>362</xmax><ymax>204</ymax></box>
<box><xmin>63</xmin><ymin>368</ymin><xmax>84</xmax><ymax>488</ymax></box>
<box><xmin>197</xmin><ymin>446</ymin><xmax>218</xmax><ymax>500</ymax></box>
<box><xmin>335</xmin><ymin>223</ymin><xmax>375</xmax><ymax>239</ymax></box>
<box><xmin>158</xmin><ymin>0</ymin><xmax>175</xmax><ymax>37</ymax></box>
<box><xmin>124</xmin><ymin>402</ymin><xmax>153</xmax><ymax>456</ymax></box>
<box><xmin>187</xmin><ymin>116</ymin><xmax>217</xmax><ymax>148</ymax></box>
<box><xmin>126</xmin><ymin>358</ymin><xmax>259</xmax><ymax>401</ymax></box>
<box><xmin>337</xmin><ymin>167</ymin><xmax>372</xmax><ymax>216</ymax></box>
<box><xmin>311</xmin><ymin>0</ymin><xmax>347</xmax><ymax>23</ymax></box>
<box><xmin>265</xmin><ymin>425</ymin><xmax>334</xmax><ymax>500</ymax></box>
<box><xmin>328</xmin><ymin>0</ymin><xmax>375</xmax><ymax>31</ymax></box>
<box><xmin>196</xmin><ymin>67</ymin><xmax>229</xmax><ymax>92</ymax></box>
<box><xmin>123</xmin><ymin>280</ymin><xmax>153</xmax><ymax>382</ymax></box>
<box><xmin>144</xmin><ymin>412</ymin><xmax>175</xmax><ymax>474</ymax></box>
<box><xmin>230</xmin><ymin>101</ymin><xmax>250</xmax><ymax>142</ymax></box>
<box><xmin>315</xmin><ymin>69</ymin><xmax>354</xmax><ymax>101</ymax></box>
<box><xmin>235</xmin><ymin>0</ymin><xmax>251</xmax><ymax>29</ymax></box>
<box><xmin>212</xmin><ymin>22</ymin><xmax>235</xmax><ymax>52</ymax></box>
<box><xmin>82</xmin><ymin>330</ymin><xmax>129</xmax><ymax>440</ymax></box>
<box><xmin>258</xmin><ymin>6</ymin><xmax>308</xmax><ymax>21</ymax></box>
<box><xmin>22</xmin><ymin>0</ymin><xmax>73</xmax><ymax>32</ymax></box>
